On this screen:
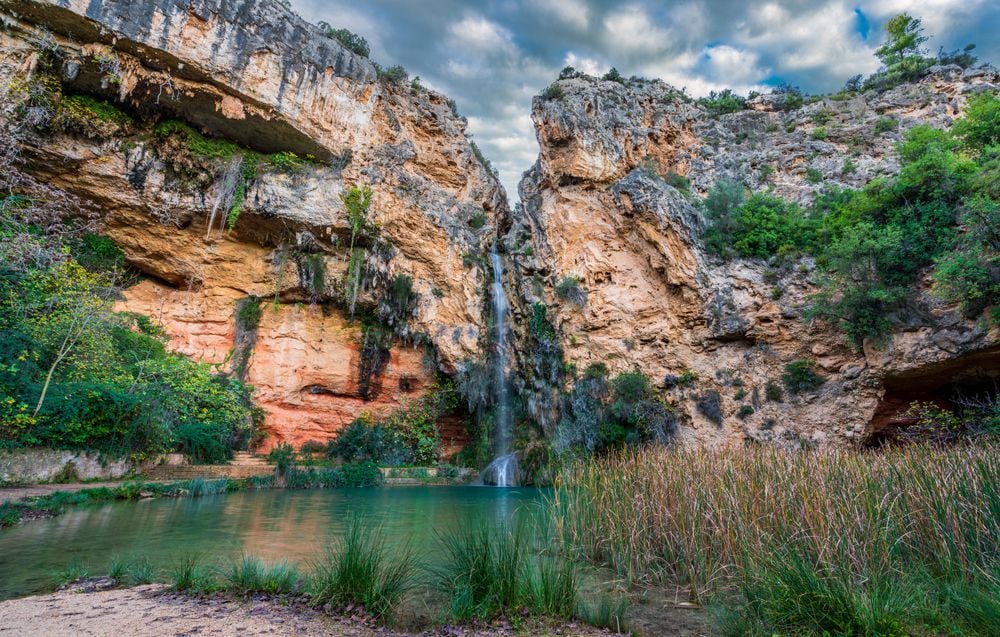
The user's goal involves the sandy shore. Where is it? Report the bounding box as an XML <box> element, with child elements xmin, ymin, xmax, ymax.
<box><xmin>0</xmin><ymin>585</ymin><xmax>620</xmax><ymax>636</ymax></box>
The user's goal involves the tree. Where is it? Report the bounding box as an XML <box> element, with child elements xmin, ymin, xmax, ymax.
<box><xmin>875</xmin><ymin>14</ymin><xmax>927</xmax><ymax>72</ymax></box>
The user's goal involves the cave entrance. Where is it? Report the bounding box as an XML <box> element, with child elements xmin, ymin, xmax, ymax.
<box><xmin>867</xmin><ymin>345</ymin><xmax>1000</xmax><ymax>445</ymax></box>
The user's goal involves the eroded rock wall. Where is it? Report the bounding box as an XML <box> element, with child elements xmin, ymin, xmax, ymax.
<box><xmin>2</xmin><ymin>0</ymin><xmax>505</xmax><ymax>451</ymax></box>
<box><xmin>506</xmin><ymin>68</ymin><xmax>1000</xmax><ymax>448</ymax></box>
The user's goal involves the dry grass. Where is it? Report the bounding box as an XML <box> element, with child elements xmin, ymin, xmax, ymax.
<box><xmin>552</xmin><ymin>444</ymin><xmax>1000</xmax><ymax>635</ymax></box>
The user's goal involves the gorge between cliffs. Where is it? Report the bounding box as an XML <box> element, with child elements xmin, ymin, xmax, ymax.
<box><xmin>1</xmin><ymin>1</ymin><xmax>1000</xmax><ymax>635</ymax></box>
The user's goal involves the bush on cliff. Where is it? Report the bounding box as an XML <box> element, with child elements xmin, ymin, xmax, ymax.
<box><xmin>703</xmin><ymin>86</ymin><xmax>999</xmax><ymax>347</ymax></box>
<box><xmin>0</xmin><ymin>100</ymin><xmax>263</xmax><ymax>464</ymax></box>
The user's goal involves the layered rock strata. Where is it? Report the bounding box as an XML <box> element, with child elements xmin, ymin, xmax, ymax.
<box><xmin>1</xmin><ymin>0</ymin><xmax>507</xmax><ymax>450</ymax></box>
<box><xmin>506</xmin><ymin>67</ymin><xmax>1000</xmax><ymax>447</ymax></box>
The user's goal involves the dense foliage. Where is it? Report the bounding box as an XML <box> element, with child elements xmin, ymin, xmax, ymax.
<box><xmin>1</xmin><ymin>76</ymin><xmax>263</xmax><ymax>461</ymax></box>
<box><xmin>704</xmin><ymin>91</ymin><xmax>1000</xmax><ymax>347</ymax></box>
<box><xmin>0</xmin><ymin>229</ymin><xmax>263</xmax><ymax>459</ymax></box>
<box><xmin>554</xmin><ymin>369</ymin><xmax>677</xmax><ymax>457</ymax></box>
<box><xmin>326</xmin><ymin>382</ymin><xmax>459</xmax><ymax>465</ymax></box>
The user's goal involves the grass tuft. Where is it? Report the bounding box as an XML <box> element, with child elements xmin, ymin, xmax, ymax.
<box><xmin>226</xmin><ymin>554</ymin><xmax>300</xmax><ymax>596</ymax></box>
<box><xmin>308</xmin><ymin>518</ymin><xmax>416</xmax><ymax>621</ymax></box>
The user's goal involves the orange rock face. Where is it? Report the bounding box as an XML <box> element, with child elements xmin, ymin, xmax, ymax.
<box><xmin>120</xmin><ymin>278</ymin><xmax>438</xmax><ymax>452</ymax></box>
<box><xmin>2</xmin><ymin>0</ymin><xmax>499</xmax><ymax>454</ymax></box>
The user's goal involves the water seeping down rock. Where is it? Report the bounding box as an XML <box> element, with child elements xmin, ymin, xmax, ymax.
<box><xmin>0</xmin><ymin>0</ymin><xmax>506</xmax><ymax>452</ymax></box>
<box><xmin>503</xmin><ymin>68</ymin><xmax>1000</xmax><ymax>450</ymax></box>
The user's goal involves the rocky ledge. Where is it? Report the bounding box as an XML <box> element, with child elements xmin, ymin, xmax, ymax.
<box><xmin>0</xmin><ymin>0</ymin><xmax>507</xmax><ymax>450</ymax></box>
<box><xmin>504</xmin><ymin>66</ymin><xmax>1000</xmax><ymax>448</ymax></box>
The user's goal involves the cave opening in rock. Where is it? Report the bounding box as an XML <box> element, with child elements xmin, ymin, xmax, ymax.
<box><xmin>868</xmin><ymin>346</ymin><xmax>1000</xmax><ymax>445</ymax></box>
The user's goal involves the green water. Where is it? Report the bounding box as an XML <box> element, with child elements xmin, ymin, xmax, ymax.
<box><xmin>0</xmin><ymin>486</ymin><xmax>544</xmax><ymax>600</ymax></box>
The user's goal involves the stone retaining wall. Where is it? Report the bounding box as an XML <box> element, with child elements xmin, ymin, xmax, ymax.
<box><xmin>0</xmin><ymin>449</ymin><xmax>135</xmax><ymax>484</ymax></box>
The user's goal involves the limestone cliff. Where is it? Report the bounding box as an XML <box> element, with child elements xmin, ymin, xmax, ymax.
<box><xmin>505</xmin><ymin>67</ymin><xmax>1000</xmax><ymax>448</ymax></box>
<box><xmin>1</xmin><ymin>0</ymin><xmax>506</xmax><ymax>451</ymax></box>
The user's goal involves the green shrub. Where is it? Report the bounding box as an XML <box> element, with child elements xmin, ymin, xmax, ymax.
<box><xmin>774</xmin><ymin>83</ymin><xmax>804</xmax><ymax>111</ymax></box>
<box><xmin>765</xmin><ymin>381</ymin><xmax>783</xmax><ymax>402</ymax></box>
<box><xmin>729</xmin><ymin>193</ymin><xmax>812</xmax><ymax>258</ymax></box>
<box><xmin>737</xmin><ymin>405</ymin><xmax>754</xmax><ymax>419</ymax></box>
<box><xmin>805</xmin><ymin>167</ymin><xmax>824</xmax><ymax>183</ymax></box>
<box><xmin>299</xmin><ymin>439</ymin><xmax>325</xmax><ymax>455</ymax></box>
<box><xmin>810</xmin><ymin>127</ymin><xmax>828</xmax><ymax>141</ymax></box>
<box><xmin>376</xmin><ymin>64</ymin><xmax>408</xmax><ymax>85</ymax></box>
<box><xmin>782</xmin><ymin>360</ymin><xmax>825</xmax><ymax>394</ymax></box>
<box><xmin>666</xmin><ymin>171</ymin><xmax>692</xmax><ymax>196</ymax></box>
<box><xmin>336</xmin><ymin>460</ymin><xmax>383</xmax><ymax>487</ymax></box>
<box><xmin>469</xmin><ymin>212</ymin><xmax>487</xmax><ymax>229</ymax></box>
<box><xmin>951</xmin><ymin>92</ymin><xmax>1000</xmax><ymax>150</ymax></box>
<box><xmin>318</xmin><ymin>22</ymin><xmax>370</xmax><ymax>58</ymax></box>
<box><xmin>602</xmin><ymin>67</ymin><xmax>625</xmax><ymax>84</ymax></box>
<box><xmin>309</xmin><ymin>518</ymin><xmax>415</xmax><ymax>621</ymax></box>
<box><xmin>540</xmin><ymin>84</ymin><xmax>565</xmax><ymax>101</ymax></box>
<box><xmin>584</xmin><ymin>362</ymin><xmax>609</xmax><ymax>380</ymax></box>
<box><xmin>698</xmin><ymin>89</ymin><xmax>746</xmax><ymax>116</ymax></box>
<box><xmin>267</xmin><ymin>443</ymin><xmax>295</xmax><ymax>477</ymax></box>
<box><xmin>874</xmin><ymin>116</ymin><xmax>899</xmax><ymax>134</ymax></box>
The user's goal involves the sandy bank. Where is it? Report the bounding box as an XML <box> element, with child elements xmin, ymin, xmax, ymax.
<box><xmin>0</xmin><ymin>585</ymin><xmax>619</xmax><ymax>636</ymax></box>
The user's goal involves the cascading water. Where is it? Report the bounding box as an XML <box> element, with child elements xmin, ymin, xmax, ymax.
<box><xmin>482</xmin><ymin>243</ymin><xmax>516</xmax><ymax>486</ymax></box>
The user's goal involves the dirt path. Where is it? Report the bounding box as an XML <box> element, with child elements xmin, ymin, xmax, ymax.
<box><xmin>0</xmin><ymin>482</ymin><xmax>149</xmax><ymax>503</ymax></box>
<box><xmin>0</xmin><ymin>585</ymin><xmax>622</xmax><ymax>636</ymax></box>
<box><xmin>0</xmin><ymin>585</ymin><xmax>379</xmax><ymax>636</ymax></box>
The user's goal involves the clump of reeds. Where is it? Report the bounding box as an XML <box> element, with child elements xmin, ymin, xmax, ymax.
<box><xmin>553</xmin><ymin>444</ymin><xmax>1000</xmax><ymax>635</ymax></box>
<box><xmin>108</xmin><ymin>554</ymin><xmax>156</xmax><ymax>586</ymax></box>
<box><xmin>433</xmin><ymin>521</ymin><xmax>622</xmax><ymax>625</ymax></box>
<box><xmin>307</xmin><ymin>517</ymin><xmax>416</xmax><ymax>621</ymax></box>
<box><xmin>226</xmin><ymin>554</ymin><xmax>300</xmax><ymax>596</ymax></box>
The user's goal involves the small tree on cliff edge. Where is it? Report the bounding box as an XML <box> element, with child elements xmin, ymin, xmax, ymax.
<box><xmin>876</xmin><ymin>14</ymin><xmax>928</xmax><ymax>79</ymax></box>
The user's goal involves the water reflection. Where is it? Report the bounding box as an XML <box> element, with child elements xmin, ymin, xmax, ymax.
<box><xmin>0</xmin><ymin>486</ymin><xmax>543</xmax><ymax>599</ymax></box>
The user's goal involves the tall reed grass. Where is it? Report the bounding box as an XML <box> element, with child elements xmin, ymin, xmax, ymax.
<box><xmin>308</xmin><ymin>518</ymin><xmax>416</xmax><ymax>621</ymax></box>
<box><xmin>552</xmin><ymin>444</ymin><xmax>1000</xmax><ymax>635</ymax></box>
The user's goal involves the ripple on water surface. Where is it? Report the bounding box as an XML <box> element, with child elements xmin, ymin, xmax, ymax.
<box><xmin>0</xmin><ymin>486</ymin><xmax>543</xmax><ymax>599</ymax></box>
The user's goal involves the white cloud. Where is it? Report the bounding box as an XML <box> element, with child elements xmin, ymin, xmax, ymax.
<box><xmin>737</xmin><ymin>2</ymin><xmax>878</xmax><ymax>78</ymax></box>
<box><xmin>447</xmin><ymin>16</ymin><xmax>517</xmax><ymax>54</ymax></box>
<box><xmin>534</xmin><ymin>0</ymin><xmax>590</xmax><ymax>31</ymax></box>
<box><xmin>703</xmin><ymin>44</ymin><xmax>768</xmax><ymax>85</ymax></box>
<box><xmin>603</xmin><ymin>5</ymin><xmax>672</xmax><ymax>55</ymax></box>
<box><xmin>563</xmin><ymin>52</ymin><xmax>605</xmax><ymax>76</ymax></box>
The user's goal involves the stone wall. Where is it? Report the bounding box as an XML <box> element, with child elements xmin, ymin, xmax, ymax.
<box><xmin>0</xmin><ymin>449</ymin><xmax>135</xmax><ymax>484</ymax></box>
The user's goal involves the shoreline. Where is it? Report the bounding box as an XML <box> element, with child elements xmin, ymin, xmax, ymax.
<box><xmin>0</xmin><ymin>466</ymin><xmax>473</xmax><ymax>531</ymax></box>
<box><xmin>0</xmin><ymin>584</ymin><xmax>622</xmax><ymax>637</ymax></box>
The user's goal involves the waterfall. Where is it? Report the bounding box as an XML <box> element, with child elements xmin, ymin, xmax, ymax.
<box><xmin>482</xmin><ymin>243</ymin><xmax>516</xmax><ymax>486</ymax></box>
<box><xmin>206</xmin><ymin>155</ymin><xmax>243</xmax><ymax>237</ymax></box>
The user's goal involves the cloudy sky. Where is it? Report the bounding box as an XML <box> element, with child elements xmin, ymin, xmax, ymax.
<box><xmin>290</xmin><ymin>0</ymin><xmax>999</xmax><ymax>198</ymax></box>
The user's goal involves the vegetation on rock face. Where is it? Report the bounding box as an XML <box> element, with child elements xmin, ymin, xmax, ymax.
<box><xmin>703</xmin><ymin>85</ymin><xmax>1000</xmax><ymax>347</ymax></box>
<box><xmin>340</xmin><ymin>184</ymin><xmax>373</xmax><ymax>316</ymax></box>
<box><xmin>781</xmin><ymin>360</ymin><xmax>824</xmax><ymax>395</ymax></box>
<box><xmin>697</xmin><ymin>89</ymin><xmax>746</xmax><ymax>116</ymax></box>
<box><xmin>0</xmin><ymin>84</ymin><xmax>263</xmax><ymax>462</ymax></box>
<box><xmin>316</xmin><ymin>22</ymin><xmax>370</xmax><ymax>58</ymax></box>
<box><xmin>555</xmin><ymin>368</ymin><xmax>677</xmax><ymax>458</ymax></box>
<box><xmin>327</xmin><ymin>381</ymin><xmax>458</xmax><ymax>465</ymax></box>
